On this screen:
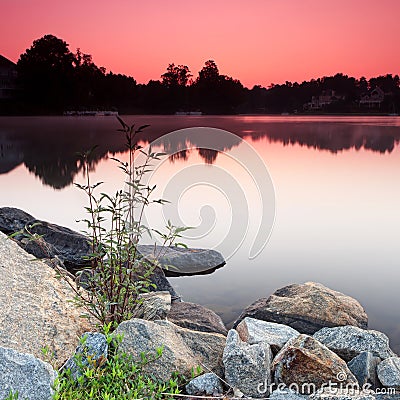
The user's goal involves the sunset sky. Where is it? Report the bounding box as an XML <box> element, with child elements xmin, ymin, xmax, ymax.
<box><xmin>1</xmin><ymin>0</ymin><xmax>399</xmax><ymax>88</ymax></box>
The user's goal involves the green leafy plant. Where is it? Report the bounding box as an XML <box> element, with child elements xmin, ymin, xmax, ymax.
<box><xmin>53</xmin><ymin>118</ymin><xmax>190</xmax><ymax>327</ymax></box>
<box><xmin>53</xmin><ymin>328</ymin><xmax>181</xmax><ymax>399</ymax></box>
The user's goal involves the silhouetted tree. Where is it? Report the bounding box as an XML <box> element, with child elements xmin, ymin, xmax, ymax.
<box><xmin>17</xmin><ymin>35</ymin><xmax>75</xmax><ymax>112</ymax></box>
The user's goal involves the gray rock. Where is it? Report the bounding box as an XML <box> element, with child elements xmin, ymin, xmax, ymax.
<box><xmin>269</xmin><ymin>389</ymin><xmax>308</xmax><ymax>399</ymax></box>
<box><xmin>0</xmin><ymin>207</ymin><xmax>34</xmax><ymax>234</ymax></box>
<box><xmin>137</xmin><ymin>244</ymin><xmax>225</xmax><ymax>276</ymax></box>
<box><xmin>313</xmin><ymin>389</ymin><xmax>376</xmax><ymax>399</ymax></box>
<box><xmin>62</xmin><ymin>332</ymin><xmax>108</xmax><ymax>379</ymax></box>
<box><xmin>132</xmin><ymin>291</ymin><xmax>171</xmax><ymax>320</ymax></box>
<box><xmin>115</xmin><ymin>318</ymin><xmax>226</xmax><ymax>382</ymax></box>
<box><xmin>272</xmin><ymin>334</ymin><xmax>358</xmax><ymax>394</ymax></box>
<box><xmin>236</xmin><ymin>317</ymin><xmax>300</xmax><ymax>353</ymax></box>
<box><xmin>223</xmin><ymin>329</ymin><xmax>273</xmax><ymax>398</ymax></box>
<box><xmin>234</xmin><ymin>282</ymin><xmax>368</xmax><ymax>334</ymax></box>
<box><xmin>167</xmin><ymin>301</ymin><xmax>228</xmax><ymax>335</ymax></box>
<box><xmin>185</xmin><ymin>372</ymin><xmax>224</xmax><ymax>396</ymax></box>
<box><xmin>348</xmin><ymin>351</ymin><xmax>382</xmax><ymax>389</ymax></box>
<box><xmin>0</xmin><ymin>346</ymin><xmax>57</xmax><ymax>400</ymax></box>
<box><xmin>314</xmin><ymin>326</ymin><xmax>396</xmax><ymax>362</ymax></box>
<box><xmin>0</xmin><ymin>232</ymin><xmax>95</xmax><ymax>367</ymax></box>
<box><xmin>377</xmin><ymin>357</ymin><xmax>400</xmax><ymax>387</ymax></box>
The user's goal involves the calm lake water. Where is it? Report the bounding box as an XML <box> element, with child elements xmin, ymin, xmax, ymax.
<box><xmin>1</xmin><ymin>115</ymin><xmax>399</xmax><ymax>352</ymax></box>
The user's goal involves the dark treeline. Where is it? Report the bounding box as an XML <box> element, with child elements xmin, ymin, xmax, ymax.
<box><xmin>6</xmin><ymin>34</ymin><xmax>400</xmax><ymax>115</ymax></box>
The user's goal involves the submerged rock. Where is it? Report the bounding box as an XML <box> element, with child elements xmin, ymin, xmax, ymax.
<box><xmin>115</xmin><ymin>318</ymin><xmax>226</xmax><ymax>382</ymax></box>
<box><xmin>0</xmin><ymin>346</ymin><xmax>57</xmax><ymax>400</ymax></box>
<box><xmin>167</xmin><ymin>301</ymin><xmax>228</xmax><ymax>335</ymax></box>
<box><xmin>314</xmin><ymin>325</ymin><xmax>396</xmax><ymax>361</ymax></box>
<box><xmin>0</xmin><ymin>231</ymin><xmax>95</xmax><ymax>367</ymax></box>
<box><xmin>223</xmin><ymin>329</ymin><xmax>273</xmax><ymax>398</ymax></box>
<box><xmin>272</xmin><ymin>334</ymin><xmax>357</xmax><ymax>394</ymax></box>
<box><xmin>234</xmin><ymin>282</ymin><xmax>368</xmax><ymax>334</ymax></box>
<box><xmin>236</xmin><ymin>317</ymin><xmax>300</xmax><ymax>353</ymax></box>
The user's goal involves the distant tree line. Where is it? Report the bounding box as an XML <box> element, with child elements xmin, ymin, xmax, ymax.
<box><xmin>8</xmin><ymin>34</ymin><xmax>400</xmax><ymax>115</ymax></box>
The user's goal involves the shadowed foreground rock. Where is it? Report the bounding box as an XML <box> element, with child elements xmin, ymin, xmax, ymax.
<box><xmin>0</xmin><ymin>231</ymin><xmax>95</xmax><ymax>366</ymax></box>
<box><xmin>314</xmin><ymin>325</ymin><xmax>396</xmax><ymax>361</ymax></box>
<box><xmin>272</xmin><ymin>334</ymin><xmax>357</xmax><ymax>393</ymax></box>
<box><xmin>115</xmin><ymin>318</ymin><xmax>226</xmax><ymax>382</ymax></box>
<box><xmin>168</xmin><ymin>301</ymin><xmax>228</xmax><ymax>335</ymax></box>
<box><xmin>0</xmin><ymin>346</ymin><xmax>57</xmax><ymax>400</ymax></box>
<box><xmin>348</xmin><ymin>351</ymin><xmax>382</xmax><ymax>389</ymax></box>
<box><xmin>234</xmin><ymin>282</ymin><xmax>368</xmax><ymax>334</ymax></box>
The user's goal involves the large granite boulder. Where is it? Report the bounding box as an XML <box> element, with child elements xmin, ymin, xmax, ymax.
<box><xmin>137</xmin><ymin>244</ymin><xmax>225</xmax><ymax>276</ymax></box>
<box><xmin>114</xmin><ymin>319</ymin><xmax>226</xmax><ymax>382</ymax></box>
<box><xmin>234</xmin><ymin>282</ymin><xmax>368</xmax><ymax>334</ymax></box>
<box><xmin>348</xmin><ymin>351</ymin><xmax>382</xmax><ymax>389</ymax></box>
<box><xmin>61</xmin><ymin>332</ymin><xmax>108</xmax><ymax>380</ymax></box>
<box><xmin>223</xmin><ymin>329</ymin><xmax>273</xmax><ymax>398</ymax></box>
<box><xmin>0</xmin><ymin>346</ymin><xmax>57</xmax><ymax>400</ymax></box>
<box><xmin>377</xmin><ymin>357</ymin><xmax>400</xmax><ymax>388</ymax></box>
<box><xmin>0</xmin><ymin>231</ymin><xmax>95</xmax><ymax>367</ymax></box>
<box><xmin>236</xmin><ymin>317</ymin><xmax>300</xmax><ymax>353</ymax></box>
<box><xmin>185</xmin><ymin>372</ymin><xmax>224</xmax><ymax>397</ymax></box>
<box><xmin>272</xmin><ymin>334</ymin><xmax>357</xmax><ymax>393</ymax></box>
<box><xmin>167</xmin><ymin>301</ymin><xmax>228</xmax><ymax>335</ymax></box>
<box><xmin>314</xmin><ymin>326</ymin><xmax>396</xmax><ymax>362</ymax></box>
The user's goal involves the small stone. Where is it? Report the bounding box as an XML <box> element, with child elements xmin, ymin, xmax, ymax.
<box><xmin>185</xmin><ymin>372</ymin><xmax>224</xmax><ymax>396</ymax></box>
<box><xmin>348</xmin><ymin>351</ymin><xmax>381</xmax><ymax>389</ymax></box>
<box><xmin>62</xmin><ymin>332</ymin><xmax>108</xmax><ymax>380</ymax></box>
<box><xmin>377</xmin><ymin>357</ymin><xmax>400</xmax><ymax>387</ymax></box>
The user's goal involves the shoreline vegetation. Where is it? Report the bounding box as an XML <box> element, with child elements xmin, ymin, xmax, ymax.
<box><xmin>1</xmin><ymin>34</ymin><xmax>400</xmax><ymax>116</ymax></box>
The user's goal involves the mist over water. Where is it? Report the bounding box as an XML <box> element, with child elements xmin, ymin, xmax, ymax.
<box><xmin>1</xmin><ymin>115</ymin><xmax>399</xmax><ymax>352</ymax></box>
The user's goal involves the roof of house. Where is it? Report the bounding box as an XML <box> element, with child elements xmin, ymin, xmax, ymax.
<box><xmin>0</xmin><ymin>55</ymin><xmax>17</xmax><ymax>69</ymax></box>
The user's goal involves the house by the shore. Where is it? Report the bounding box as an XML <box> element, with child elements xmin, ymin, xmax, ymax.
<box><xmin>0</xmin><ymin>55</ymin><xmax>18</xmax><ymax>100</ymax></box>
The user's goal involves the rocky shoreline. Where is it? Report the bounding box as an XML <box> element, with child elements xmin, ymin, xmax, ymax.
<box><xmin>0</xmin><ymin>207</ymin><xmax>399</xmax><ymax>399</ymax></box>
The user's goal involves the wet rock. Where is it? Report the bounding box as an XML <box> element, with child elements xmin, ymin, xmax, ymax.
<box><xmin>236</xmin><ymin>317</ymin><xmax>300</xmax><ymax>353</ymax></box>
<box><xmin>0</xmin><ymin>232</ymin><xmax>95</xmax><ymax>367</ymax></box>
<box><xmin>348</xmin><ymin>351</ymin><xmax>382</xmax><ymax>389</ymax></box>
<box><xmin>0</xmin><ymin>207</ymin><xmax>34</xmax><ymax>234</ymax></box>
<box><xmin>61</xmin><ymin>332</ymin><xmax>108</xmax><ymax>380</ymax></box>
<box><xmin>167</xmin><ymin>301</ymin><xmax>227</xmax><ymax>335</ymax></box>
<box><xmin>137</xmin><ymin>244</ymin><xmax>225</xmax><ymax>276</ymax></box>
<box><xmin>234</xmin><ymin>282</ymin><xmax>368</xmax><ymax>334</ymax></box>
<box><xmin>132</xmin><ymin>291</ymin><xmax>171</xmax><ymax>320</ymax></box>
<box><xmin>0</xmin><ymin>346</ymin><xmax>57</xmax><ymax>400</ymax></box>
<box><xmin>314</xmin><ymin>326</ymin><xmax>396</xmax><ymax>362</ymax></box>
<box><xmin>185</xmin><ymin>372</ymin><xmax>224</xmax><ymax>396</ymax></box>
<box><xmin>115</xmin><ymin>318</ymin><xmax>226</xmax><ymax>382</ymax></box>
<box><xmin>223</xmin><ymin>329</ymin><xmax>273</xmax><ymax>398</ymax></box>
<box><xmin>377</xmin><ymin>357</ymin><xmax>400</xmax><ymax>388</ymax></box>
<box><xmin>272</xmin><ymin>334</ymin><xmax>357</xmax><ymax>394</ymax></box>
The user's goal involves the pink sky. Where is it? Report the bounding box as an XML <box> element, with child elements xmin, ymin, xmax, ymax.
<box><xmin>1</xmin><ymin>0</ymin><xmax>399</xmax><ymax>88</ymax></box>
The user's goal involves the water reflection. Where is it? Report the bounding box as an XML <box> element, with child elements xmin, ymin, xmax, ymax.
<box><xmin>0</xmin><ymin>116</ymin><xmax>399</xmax><ymax>189</ymax></box>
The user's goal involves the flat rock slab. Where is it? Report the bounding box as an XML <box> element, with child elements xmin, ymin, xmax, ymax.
<box><xmin>0</xmin><ymin>346</ymin><xmax>57</xmax><ymax>400</ymax></box>
<box><xmin>137</xmin><ymin>244</ymin><xmax>225</xmax><ymax>276</ymax></box>
<box><xmin>0</xmin><ymin>231</ymin><xmax>95</xmax><ymax>367</ymax></box>
<box><xmin>234</xmin><ymin>282</ymin><xmax>368</xmax><ymax>334</ymax></box>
